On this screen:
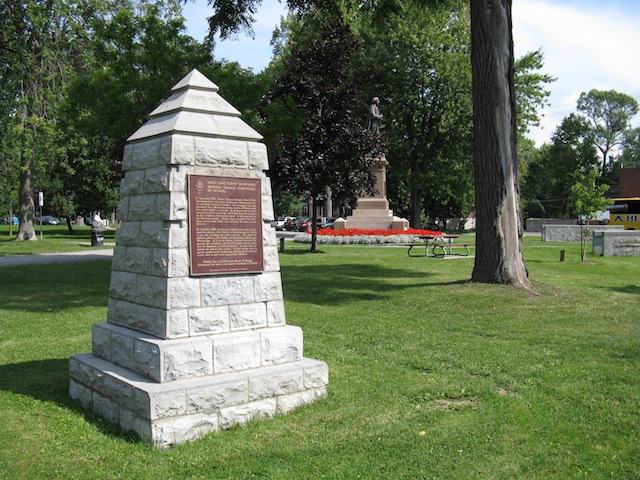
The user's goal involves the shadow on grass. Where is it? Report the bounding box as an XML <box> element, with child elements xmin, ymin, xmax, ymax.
<box><xmin>0</xmin><ymin>261</ymin><xmax>111</xmax><ymax>312</ymax></box>
<box><xmin>0</xmin><ymin>358</ymin><xmax>141</xmax><ymax>442</ymax></box>
<box><xmin>609</xmin><ymin>284</ymin><xmax>640</xmax><ymax>295</ymax></box>
<box><xmin>0</xmin><ymin>358</ymin><xmax>71</xmax><ymax>405</ymax></box>
<box><xmin>281</xmin><ymin>263</ymin><xmax>467</xmax><ymax>306</ymax></box>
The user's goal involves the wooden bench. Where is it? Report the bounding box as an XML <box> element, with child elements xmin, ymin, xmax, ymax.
<box><xmin>430</xmin><ymin>243</ymin><xmax>470</xmax><ymax>257</ymax></box>
<box><xmin>407</xmin><ymin>243</ymin><xmax>471</xmax><ymax>257</ymax></box>
<box><xmin>407</xmin><ymin>243</ymin><xmax>429</xmax><ymax>257</ymax></box>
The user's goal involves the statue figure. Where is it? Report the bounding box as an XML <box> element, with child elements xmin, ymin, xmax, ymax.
<box><xmin>367</xmin><ymin>96</ymin><xmax>383</xmax><ymax>134</ymax></box>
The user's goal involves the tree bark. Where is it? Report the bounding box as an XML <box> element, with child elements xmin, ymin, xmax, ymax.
<box><xmin>470</xmin><ymin>0</ymin><xmax>531</xmax><ymax>288</ymax></box>
<box><xmin>16</xmin><ymin>152</ymin><xmax>37</xmax><ymax>241</ymax></box>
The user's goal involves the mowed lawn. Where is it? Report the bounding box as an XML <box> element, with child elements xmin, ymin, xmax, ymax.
<box><xmin>0</xmin><ymin>234</ymin><xmax>638</xmax><ymax>479</ymax></box>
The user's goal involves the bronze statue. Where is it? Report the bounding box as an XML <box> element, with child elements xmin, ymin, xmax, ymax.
<box><xmin>367</xmin><ymin>96</ymin><xmax>383</xmax><ymax>134</ymax></box>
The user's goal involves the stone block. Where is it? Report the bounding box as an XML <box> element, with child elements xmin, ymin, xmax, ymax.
<box><xmin>152</xmin><ymin>413</ymin><xmax>219</xmax><ymax>449</ymax></box>
<box><xmin>247</xmin><ymin>364</ymin><xmax>304</xmax><ymax>401</ymax></box>
<box><xmin>169</xmin><ymin>166</ymin><xmax>191</xmax><ymax>193</ymax></box>
<box><xmin>167</xmin><ymin>309</ymin><xmax>189</xmax><ymax>338</ymax></box>
<box><xmin>144</xmin><ymin>166</ymin><xmax>171</xmax><ymax>193</ymax></box>
<box><xmin>229</xmin><ymin>302</ymin><xmax>267</xmax><ymax>331</ymax></box>
<box><xmin>201</xmin><ymin>276</ymin><xmax>256</xmax><ymax>306</ymax></box>
<box><xmin>127</xmin><ymin>193</ymin><xmax>158</xmax><ymax>221</ymax></box>
<box><xmin>212</xmin><ymin>331</ymin><xmax>261</xmax><ymax>373</ymax></box>
<box><xmin>120</xmin><ymin>170</ymin><xmax>145</xmax><ymax>195</ymax></box>
<box><xmin>93</xmin><ymin>391</ymin><xmax>120</xmax><ymax>425</ymax></box>
<box><xmin>132</xmin><ymin>137</ymin><xmax>163</xmax><ymax>170</ymax></box>
<box><xmin>114</xmin><ymin>221</ymin><xmax>141</xmax><ymax>247</ymax></box>
<box><xmin>218</xmin><ymin>398</ymin><xmax>277</xmax><ymax>430</ymax></box>
<box><xmin>263</xmin><ymin>245</ymin><xmax>280</xmax><ymax>273</ymax></box>
<box><xmin>277</xmin><ymin>387</ymin><xmax>327</xmax><ymax>414</ymax></box>
<box><xmin>135</xmin><ymin>336</ymin><xmax>213</xmax><ymax>382</ymax></box>
<box><xmin>189</xmin><ymin>305</ymin><xmax>230</xmax><ymax>335</ymax></box>
<box><xmin>194</xmin><ymin>137</ymin><xmax>249</xmax><ymax>168</ymax></box>
<box><xmin>168</xmin><ymin>277</ymin><xmax>201</xmax><ymax>309</ymax></box>
<box><xmin>266</xmin><ymin>301</ymin><xmax>286</xmax><ymax>327</ymax></box>
<box><xmin>138</xmin><ymin>221</ymin><xmax>170</xmax><ymax>249</ymax></box>
<box><xmin>111</xmin><ymin>326</ymin><xmax>136</xmax><ymax>370</ymax></box>
<box><xmin>248</xmin><ymin>142</ymin><xmax>268</xmax><ymax>170</ymax></box>
<box><xmin>135</xmin><ymin>385</ymin><xmax>187</xmax><ymax>420</ymax></box>
<box><xmin>92</xmin><ymin>322</ymin><xmax>112</xmax><ymax>360</ymax></box>
<box><xmin>69</xmin><ymin>354</ymin><xmax>106</xmax><ymax>391</ymax></box>
<box><xmin>185</xmin><ymin>373</ymin><xmax>249</xmax><ymax>413</ymax></box>
<box><xmin>119</xmin><ymin>409</ymin><xmax>152</xmax><ymax>442</ymax></box>
<box><xmin>136</xmin><ymin>275</ymin><xmax>169</xmax><ymax>309</ymax></box>
<box><xmin>168</xmin><ymin>222</ymin><xmax>189</xmax><ymax>249</ymax></box>
<box><xmin>119</xmin><ymin>246</ymin><xmax>154</xmax><ymax>275</ymax></box>
<box><xmin>168</xmin><ymin>135</ymin><xmax>195</xmax><ymax>166</ymax></box>
<box><xmin>107</xmin><ymin>299</ymin><xmax>167</xmax><ymax>339</ymax></box>
<box><xmin>103</xmin><ymin>373</ymin><xmax>136</xmax><ymax>410</ymax></box>
<box><xmin>69</xmin><ymin>380</ymin><xmax>93</xmax><ymax>410</ymax></box>
<box><xmin>254</xmin><ymin>272</ymin><xmax>283</xmax><ymax>302</ymax></box>
<box><xmin>300</xmin><ymin>358</ymin><xmax>329</xmax><ymax>389</ymax></box>
<box><xmin>117</xmin><ymin>195</ymin><xmax>130</xmax><ymax>221</ymax></box>
<box><xmin>262</xmin><ymin>195</ymin><xmax>274</xmax><ymax>222</ymax></box>
<box><xmin>155</xmin><ymin>192</ymin><xmax>188</xmax><ymax>222</ymax></box>
<box><xmin>261</xmin><ymin>326</ymin><xmax>303</xmax><ymax>366</ymax></box>
<box><xmin>167</xmin><ymin>248</ymin><xmax>189</xmax><ymax>277</ymax></box>
<box><xmin>122</xmin><ymin>144</ymin><xmax>135</xmax><ymax>171</ymax></box>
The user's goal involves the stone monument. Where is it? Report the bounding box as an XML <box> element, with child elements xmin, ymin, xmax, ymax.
<box><xmin>334</xmin><ymin>97</ymin><xmax>409</xmax><ymax>231</ymax></box>
<box><xmin>68</xmin><ymin>69</ymin><xmax>328</xmax><ymax>448</ymax></box>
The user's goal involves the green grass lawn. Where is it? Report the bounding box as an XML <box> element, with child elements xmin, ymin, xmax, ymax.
<box><xmin>0</xmin><ymin>236</ymin><xmax>638</xmax><ymax>479</ymax></box>
<box><xmin>0</xmin><ymin>224</ymin><xmax>115</xmax><ymax>256</ymax></box>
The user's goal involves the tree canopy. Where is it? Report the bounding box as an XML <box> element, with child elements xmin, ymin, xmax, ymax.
<box><xmin>268</xmin><ymin>20</ymin><xmax>383</xmax><ymax>251</ymax></box>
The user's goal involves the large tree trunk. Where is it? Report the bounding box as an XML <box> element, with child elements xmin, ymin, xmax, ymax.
<box><xmin>16</xmin><ymin>156</ymin><xmax>37</xmax><ymax>241</ymax></box>
<box><xmin>470</xmin><ymin>0</ymin><xmax>531</xmax><ymax>288</ymax></box>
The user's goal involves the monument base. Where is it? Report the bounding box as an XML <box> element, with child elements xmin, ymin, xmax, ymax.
<box><xmin>70</xmin><ymin>353</ymin><xmax>328</xmax><ymax>449</ymax></box>
<box><xmin>335</xmin><ymin>197</ymin><xmax>409</xmax><ymax>231</ymax></box>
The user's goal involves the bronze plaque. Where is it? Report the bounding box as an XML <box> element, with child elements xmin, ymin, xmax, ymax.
<box><xmin>188</xmin><ymin>175</ymin><xmax>263</xmax><ymax>275</ymax></box>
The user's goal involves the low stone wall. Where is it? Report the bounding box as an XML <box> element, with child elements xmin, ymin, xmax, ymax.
<box><xmin>592</xmin><ymin>230</ymin><xmax>640</xmax><ymax>256</ymax></box>
<box><xmin>541</xmin><ymin>225</ymin><xmax>624</xmax><ymax>242</ymax></box>
<box><xmin>526</xmin><ymin>218</ymin><xmax>576</xmax><ymax>232</ymax></box>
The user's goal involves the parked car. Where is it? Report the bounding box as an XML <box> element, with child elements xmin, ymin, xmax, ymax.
<box><xmin>39</xmin><ymin>215</ymin><xmax>59</xmax><ymax>225</ymax></box>
<box><xmin>271</xmin><ymin>216</ymin><xmax>296</xmax><ymax>231</ymax></box>
<box><xmin>283</xmin><ymin>217</ymin><xmax>298</xmax><ymax>231</ymax></box>
<box><xmin>295</xmin><ymin>218</ymin><xmax>313</xmax><ymax>232</ymax></box>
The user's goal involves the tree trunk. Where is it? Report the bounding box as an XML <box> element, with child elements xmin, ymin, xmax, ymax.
<box><xmin>470</xmin><ymin>0</ymin><xmax>531</xmax><ymax>289</ymax></box>
<box><xmin>16</xmin><ymin>158</ymin><xmax>37</xmax><ymax>241</ymax></box>
<box><xmin>310</xmin><ymin>197</ymin><xmax>318</xmax><ymax>252</ymax></box>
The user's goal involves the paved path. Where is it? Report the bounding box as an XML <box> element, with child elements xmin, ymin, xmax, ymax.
<box><xmin>0</xmin><ymin>248</ymin><xmax>114</xmax><ymax>267</ymax></box>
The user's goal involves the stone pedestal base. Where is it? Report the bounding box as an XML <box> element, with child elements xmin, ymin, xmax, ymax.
<box><xmin>335</xmin><ymin>197</ymin><xmax>409</xmax><ymax>231</ymax></box>
<box><xmin>70</xmin><ymin>353</ymin><xmax>328</xmax><ymax>449</ymax></box>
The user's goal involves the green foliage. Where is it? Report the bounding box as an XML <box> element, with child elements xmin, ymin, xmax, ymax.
<box><xmin>355</xmin><ymin>1</ymin><xmax>473</xmax><ymax>226</ymax></box>
<box><xmin>268</xmin><ymin>21</ymin><xmax>383</xmax><ymax>249</ymax></box>
<box><xmin>569</xmin><ymin>168</ymin><xmax>610</xmax><ymax>262</ymax></box>
<box><xmin>522</xmin><ymin>114</ymin><xmax>599</xmax><ymax>219</ymax></box>
<box><xmin>576</xmin><ymin>89</ymin><xmax>639</xmax><ymax>178</ymax></box>
<box><xmin>59</xmin><ymin>0</ymin><xmax>212</xmax><ymax>215</ymax></box>
<box><xmin>513</xmin><ymin>49</ymin><xmax>555</xmax><ymax>138</ymax></box>
<box><xmin>621</xmin><ymin>127</ymin><xmax>640</xmax><ymax>168</ymax></box>
<box><xmin>1</xmin><ymin>240</ymin><xmax>639</xmax><ymax>478</ymax></box>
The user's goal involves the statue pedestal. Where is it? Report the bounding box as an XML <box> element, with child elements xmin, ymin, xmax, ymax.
<box><xmin>334</xmin><ymin>155</ymin><xmax>409</xmax><ymax>231</ymax></box>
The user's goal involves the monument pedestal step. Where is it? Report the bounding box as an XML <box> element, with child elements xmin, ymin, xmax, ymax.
<box><xmin>69</xmin><ymin>353</ymin><xmax>328</xmax><ymax>448</ymax></box>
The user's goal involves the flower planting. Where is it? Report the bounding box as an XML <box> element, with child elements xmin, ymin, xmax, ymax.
<box><xmin>294</xmin><ymin>228</ymin><xmax>442</xmax><ymax>244</ymax></box>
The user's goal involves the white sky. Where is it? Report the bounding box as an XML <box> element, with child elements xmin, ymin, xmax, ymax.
<box><xmin>182</xmin><ymin>0</ymin><xmax>640</xmax><ymax>146</ymax></box>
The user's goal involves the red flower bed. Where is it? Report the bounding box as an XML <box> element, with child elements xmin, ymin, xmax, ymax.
<box><xmin>312</xmin><ymin>228</ymin><xmax>442</xmax><ymax>237</ymax></box>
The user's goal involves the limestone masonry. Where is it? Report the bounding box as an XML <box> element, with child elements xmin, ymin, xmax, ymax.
<box><xmin>69</xmin><ymin>69</ymin><xmax>328</xmax><ymax>448</ymax></box>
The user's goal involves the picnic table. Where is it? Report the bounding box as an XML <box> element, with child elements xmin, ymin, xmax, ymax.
<box><xmin>406</xmin><ymin>234</ymin><xmax>470</xmax><ymax>257</ymax></box>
